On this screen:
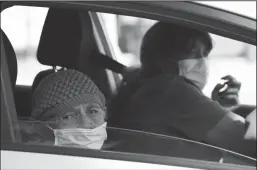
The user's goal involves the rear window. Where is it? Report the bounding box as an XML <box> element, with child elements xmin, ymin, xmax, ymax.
<box><xmin>1</xmin><ymin>6</ymin><xmax>51</xmax><ymax>86</ymax></box>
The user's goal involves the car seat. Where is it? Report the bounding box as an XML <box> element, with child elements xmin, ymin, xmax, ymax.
<box><xmin>1</xmin><ymin>29</ymin><xmax>17</xmax><ymax>89</ymax></box>
<box><xmin>32</xmin><ymin>8</ymin><xmax>112</xmax><ymax>104</ymax></box>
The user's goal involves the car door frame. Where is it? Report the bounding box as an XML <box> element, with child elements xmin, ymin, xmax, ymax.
<box><xmin>90</xmin><ymin>11</ymin><xmax>121</xmax><ymax>94</ymax></box>
<box><xmin>2</xmin><ymin>1</ymin><xmax>255</xmax><ymax>45</ymax></box>
<box><xmin>1</xmin><ymin>2</ymin><xmax>256</xmax><ymax>170</ymax></box>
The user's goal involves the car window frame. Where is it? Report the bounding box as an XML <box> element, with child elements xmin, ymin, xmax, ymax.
<box><xmin>1</xmin><ymin>2</ymin><xmax>256</xmax><ymax>170</ymax></box>
<box><xmin>2</xmin><ymin>1</ymin><xmax>255</xmax><ymax>45</ymax></box>
<box><xmin>90</xmin><ymin>11</ymin><xmax>121</xmax><ymax>93</ymax></box>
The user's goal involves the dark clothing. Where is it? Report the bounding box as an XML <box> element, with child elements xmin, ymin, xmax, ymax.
<box><xmin>109</xmin><ymin>74</ymin><xmax>229</xmax><ymax>142</ymax></box>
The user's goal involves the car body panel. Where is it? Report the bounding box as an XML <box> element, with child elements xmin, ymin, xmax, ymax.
<box><xmin>1</xmin><ymin>150</ymin><xmax>191</xmax><ymax>170</ymax></box>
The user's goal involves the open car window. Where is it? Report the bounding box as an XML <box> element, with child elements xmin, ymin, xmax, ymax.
<box><xmin>14</xmin><ymin>119</ymin><xmax>257</xmax><ymax>167</ymax></box>
<box><xmin>1</xmin><ymin>6</ymin><xmax>50</xmax><ymax>86</ymax></box>
<box><xmin>1</xmin><ymin>2</ymin><xmax>256</xmax><ymax>170</ymax></box>
<box><xmin>100</xmin><ymin>13</ymin><xmax>256</xmax><ymax>106</ymax></box>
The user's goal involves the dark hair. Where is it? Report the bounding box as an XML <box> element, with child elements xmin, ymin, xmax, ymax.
<box><xmin>140</xmin><ymin>22</ymin><xmax>213</xmax><ymax>75</ymax></box>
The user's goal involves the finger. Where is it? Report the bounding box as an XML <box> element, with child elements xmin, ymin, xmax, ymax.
<box><xmin>226</xmin><ymin>80</ymin><xmax>241</xmax><ymax>89</ymax></box>
<box><xmin>222</xmin><ymin>75</ymin><xmax>241</xmax><ymax>89</ymax></box>
<box><xmin>212</xmin><ymin>83</ymin><xmax>226</xmax><ymax>100</ymax></box>
<box><xmin>219</xmin><ymin>95</ymin><xmax>239</xmax><ymax>107</ymax></box>
<box><xmin>220</xmin><ymin>87</ymin><xmax>240</xmax><ymax>96</ymax></box>
<box><xmin>222</xmin><ymin>75</ymin><xmax>236</xmax><ymax>82</ymax></box>
<box><xmin>220</xmin><ymin>94</ymin><xmax>238</xmax><ymax>100</ymax></box>
<box><xmin>213</xmin><ymin>83</ymin><xmax>226</xmax><ymax>92</ymax></box>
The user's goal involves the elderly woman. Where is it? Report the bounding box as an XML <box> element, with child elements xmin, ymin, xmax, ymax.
<box><xmin>20</xmin><ymin>69</ymin><xmax>107</xmax><ymax>149</ymax></box>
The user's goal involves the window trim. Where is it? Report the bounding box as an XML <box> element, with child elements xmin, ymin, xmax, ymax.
<box><xmin>1</xmin><ymin>143</ymin><xmax>255</xmax><ymax>170</ymax></box>
<box><xmin>90</xmin><ymin>11</ymin><xmax>121</xmax><ymax>93</ymax></box>
<box><xmin>1</xmin><ymin>1</ymin><xmax>255</xmax><ymax>45</ymax></box>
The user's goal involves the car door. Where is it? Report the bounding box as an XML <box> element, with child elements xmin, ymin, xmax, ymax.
<box><xmin>1</xmin><ymin>1</ymin><xmax>256</xmax><ymax>170</ymax></box>
<box><xmin>0</xmin><ymin>23</ymin><xmax>196</xmax><ymax>170</ymax></box>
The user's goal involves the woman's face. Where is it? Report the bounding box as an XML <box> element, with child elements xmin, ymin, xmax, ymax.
<box><xmin>56</xmin><ymin>102</ymin><xmax>106</xmax><ymax>129</ymax></box>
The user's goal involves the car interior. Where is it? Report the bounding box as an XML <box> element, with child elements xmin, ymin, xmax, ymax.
<box><xmin>4</xmin><ymin>8</ymin><xmax>127</xmax><ymax>119</ymax></box>
<box><xmin>2</xmin><ymin>6</ymin><xmax>255</xmax><ymax>122</ymax></box>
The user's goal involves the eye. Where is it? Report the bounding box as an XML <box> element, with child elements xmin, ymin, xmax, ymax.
<box><xmin>88</xmin><ymin>109</ymin><xmax>98</xmax><ymax>115</ymax></box>
<box><xmin>61</xmin><ymin>113</ymin><xmax>76</xmax><ymax>121</ymax></box>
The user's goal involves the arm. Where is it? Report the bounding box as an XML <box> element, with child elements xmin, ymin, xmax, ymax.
<box><xmin>203</xmin><ymin>110</ymin><xmax>256</xmax><ymax>158</ymax></box>
<box><xmin>119</xmin><ymin>76</ymin><xmax>255</xmax><ymax>157</ymax></box>
<box><xmin>167</xmin><ymin>79</ymin><xmax>256</xmax><ymax>157</ymax></box>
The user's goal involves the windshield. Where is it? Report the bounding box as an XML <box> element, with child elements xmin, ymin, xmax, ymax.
<box><xmin>16</xmin><ymin>120</ymin><xmax>256</xmax><ymax>167</ymax></box>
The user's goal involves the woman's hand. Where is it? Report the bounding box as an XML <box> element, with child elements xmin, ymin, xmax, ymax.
<box><xmin>211</xmin><ymin>75</ymin><xmax>241</xmax><ymax>110</ymax></box>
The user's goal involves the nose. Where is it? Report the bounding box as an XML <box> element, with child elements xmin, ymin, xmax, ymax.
<box><xmin>77</xmin><ymin>105</ymin><xmax>94</xmax><ymax>129</ymax></box>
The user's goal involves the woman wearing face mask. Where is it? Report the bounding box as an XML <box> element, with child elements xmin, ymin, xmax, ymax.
<box><xmin>108</xmin><ymin>22</ymin><xmax>256</xmax><ymax>157</ymax></box>
<box><xmin>24</xmin><ymin>69</ymin><xmax>108</xmax><ymax>149</ymax></box>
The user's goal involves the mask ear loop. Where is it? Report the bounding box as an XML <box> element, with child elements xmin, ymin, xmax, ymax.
<box><xmin>16</xmin><ymin>119</ymin><xmax>57</xmax><ymax>144</ymax></box>
<box><xmin>18</xmin><ymin>119</ymin><xmax>57</xmax><ymax>132</ymax></box>
<box><xmin>34</xmin><ymin>120</ymin><xmax>59</xmax><ymax>145</ymax></box>
<box><xmin>39</xmin><ymin>121</ymin><xmax>55</xmax><ymax>131</ymax></box>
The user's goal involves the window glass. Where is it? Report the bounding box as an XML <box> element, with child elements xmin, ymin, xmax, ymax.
<box><xmin>15</xmin><ymin>119</ymin><xmax>256</xmax><ymax>167</ymax></box>
<box><xmin>1</xmin><ymin>6</ymin><xmax>50</xmax><ymax>86</ymax></box>
<box><xmin>100</xmin><ymin>13</ymin><xmax>256</xmax><ymax>105</ymax></box>
<box><xmin>197</xmin><ymin>1</ymin><xmax>256</xmax><ymax>19</ymax></box>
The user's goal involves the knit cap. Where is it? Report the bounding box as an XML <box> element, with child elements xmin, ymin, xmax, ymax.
<box><xmin>31</xmin><ymin>69</ymin><xmax>106</xmax><ymax>121</ymax></box>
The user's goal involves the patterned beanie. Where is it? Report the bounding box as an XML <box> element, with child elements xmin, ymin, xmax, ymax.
<box><xmin>31</xmin><ymin>69</ymin><xmax>106</xmax><ymax>121</ymax></box>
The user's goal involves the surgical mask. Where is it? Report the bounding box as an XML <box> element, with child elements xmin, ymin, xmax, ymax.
<box><xmin>178</xmin><ymin>58</ymin><xmax>209</xmax><ymax>90</ymax></box>
<box><xmin>48</xmin><ymin>122</ymin><xmax>107</xmax><ymax>149</ymax></box>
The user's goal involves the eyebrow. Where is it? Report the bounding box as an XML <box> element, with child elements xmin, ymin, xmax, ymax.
<box><xmin>87</xmin><ymin>104</ymin><xmax>102</xmax><ymax>109</ymax></box>
<box><xmin>74</xmin><ymin>103</ymin><xmax>101</xmax><ymax>110</ymax></box>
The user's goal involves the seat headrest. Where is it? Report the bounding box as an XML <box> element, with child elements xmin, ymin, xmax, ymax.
<box><xmin>37</xmin><ymin>8</ymin><xmax>97</xmax><ymax>69</ymax></box>
<box><xmin>1</xmin><ymin>30</ymin><xmax>17</xmax><ymax>88</ymax></box>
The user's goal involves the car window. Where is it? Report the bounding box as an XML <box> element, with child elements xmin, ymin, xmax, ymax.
<box><xmin>197</xmin><ymin>1</ymin><xmax>256</xmax><ymax>19</ymax></box>
<box><xmin>13</xmin><ymin>119</ymin><xmax>257</xmax><ymax>166</ymax></box>
<box><xmin>1</xmin><ymin>6</ymin><xmax>51</xmax><ymax>86</ymax></box>
<box><xmin>1</xmin><ymin>3</ymin><xmax>256</xmax><ymax>170</ymax></box>
<box><xmin>100</xmin><ymin>13</ymin><xmax>256</xmax><ymax>106</ymax></box>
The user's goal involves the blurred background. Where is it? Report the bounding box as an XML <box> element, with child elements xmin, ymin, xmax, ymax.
<box><xmin>1</xmin><ymin>2</ymin><xmax>256</xmax><ymax>105</ymax></box>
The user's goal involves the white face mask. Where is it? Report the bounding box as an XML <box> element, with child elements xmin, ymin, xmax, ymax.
<box><xmin>178</xmin><ymin>58</ymin><xmax>209</xmax><ymax>90</ymax></box>
<box><xmin>52</xmin><ymin>122</ymin><xmax>107</xmax><ymax>149</ymax></box>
